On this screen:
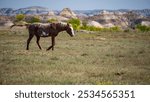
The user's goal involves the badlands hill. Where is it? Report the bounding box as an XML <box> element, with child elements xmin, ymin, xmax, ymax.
<box><xmin>0</xmin><ymin>6</ymin><xmax>150</xmax><ymax>28</ymax></box>
<box><xmin>59</xmin><ymin>8</ymin><xmax>77</xmax><ymax>18</ymax></box>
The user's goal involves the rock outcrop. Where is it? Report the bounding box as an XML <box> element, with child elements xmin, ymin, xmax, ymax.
<box><xmin>87</xmin><ymin>10</ymin><xmax>131</xmax><ymax>28</ymax></box>
<box><xmin>47</xmin><ymin>10</ymin><xmax>55</xmax><ymax>16</ymax></box>
<box><xmin>0</xmin><ymin>21</ymin><xmax>13</xmax><ymax>26</ymax></box>
<box><xmin>0</xmin><ymin>7</ymin><xmax>150</xmax><ymax>29</ymax></box>
<box><xmin>59</xmin><ymin>8</ymin><xmax>77</xmax><ymax>18</ymax></box>
<box><xmin>87</xmin><ymin>21</ymin><xmax>103</xmax><ymax>28</ymax></box>
<box><xmin>141</xmin><ymin>21</ymin><xmax>150</xmax><ymax>26</ymax></box>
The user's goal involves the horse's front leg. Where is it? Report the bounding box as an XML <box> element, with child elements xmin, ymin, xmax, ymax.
<box><xmin>47</xmin><ymin>36</ymin><xmax>55</xmax><ymax>51</ymax></box>
<box><xmin>36</xmin><ymin>36</ymin><xmax>42</xmax><ymax>50</ymax></box>
<box><xmin>26</xmin><ymin>33</ymin><xmax>34</xmax><ymax>50</ymax></box>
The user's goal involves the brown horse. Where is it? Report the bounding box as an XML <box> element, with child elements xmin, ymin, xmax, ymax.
<box><xmin>11</xmin><ymin>23</ymin><xmax>75</xmax><ymax>50</ymax></box>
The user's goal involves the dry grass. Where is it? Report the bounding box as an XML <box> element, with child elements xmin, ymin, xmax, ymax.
<box><xmin>0</xmin><ymin>27</ymin><xmax>150</xmax><ymax>85</ymax></box>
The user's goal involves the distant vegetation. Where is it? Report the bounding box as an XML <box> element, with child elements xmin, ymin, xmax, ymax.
<box><xmin>80</xmin><ymin>25</ymin><xmax>101</xmax><ymax>31</ymax></box>
<box><xmin>13</xmin><ymin>14</ymin><xmax>150</xmax><ymax>32</ymax></box>
<box><xmin>15</xmin><ymin>14</ymin><xmax>41</xmax><ymax>23</ymax></box>
<box><xmin>80</xmin><ymin>26</ymin><xmax>121</xmax><ymax>32</ymax></box>
<box><xmin>67</xmin><ymin>18</ymin><xmax>121</xmax><ymax>32</ymax></box>
<box><xmin>15</xmin><ymin>14</ymin><xmax>25</xmax><ymax>21</ymax></box>
<box><xmin>67</xmin><ymin>18</ymin><xmax>81</xmax><ymax>30</ymax></box>
<box><xmin>27</xmin><ymin>16</ymin><xmax>41</xmax><ymax>23</ymax></box>
<box><xmin>136</xmin><ymin>24</ymin><xmax>150</xmax><ymax>32</ymax></box>
<box><xmin>47</xmin><ymin>18</ymin><xmax>58</xmax><ymax>23</ymax></box>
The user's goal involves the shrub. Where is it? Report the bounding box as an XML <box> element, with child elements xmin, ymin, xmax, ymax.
<box><xmin>136</xmin><ymin>24</ymin><xmax>150</xmax><ymax>32</ymax></box>
<box><xmin>82</xmin><ymin>20</ymin><xmax>88</xmax><ymax>27</ymax></box>
<box><xmin>15</xmin><ymin>14</ymin><xmax>25</xmax><ymax>21</ymax></box>
<box><xmin>81</xmin><ymin>26</ymin><xmax>101</xmax><ymax>31</ymax></box>
<box><xmin>109</xmin><ymin>26</ymin><xmax>121</xmax><ymax>32</ymax></box>
<box><xmin>124</xmin><ymin>29</ymin><xmax>130</xmax><ymax>32</ymax></box>
<box><xmin>28</xmin><ymin>16</ymin><xmax>41</xmax><ymax>23</ymax></box>
<box><xmin>47</xmin><ymin>18</ymin><xmax>58</xmax><ymax>23</ymax></box>
<box><xmin>80</xmin><ymin>25</ymin><xmax>121</xmax><ymax>32</ymax></box>
<box><xmin>68</xmin><ymin>18</ymin><xmax>81</xmax><ymax>30</ymax></box>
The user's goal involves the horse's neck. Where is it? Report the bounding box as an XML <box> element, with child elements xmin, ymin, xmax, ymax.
<box><xmin>57</xmin><ymin>23</ymin><xmax>67</xmax><ymax>32</ymax></box>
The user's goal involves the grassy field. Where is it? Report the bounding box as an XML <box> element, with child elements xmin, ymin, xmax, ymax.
<box><xmin>0</xmin><ymin>27</ymin><xmax>150</xmax><ymax>85</ymax></box>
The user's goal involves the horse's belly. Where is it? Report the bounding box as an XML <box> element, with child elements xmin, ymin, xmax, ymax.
<box><xmin>37</xmin><ymin>29</ymin><xmax>51</xmax><ymax>37</ymax></box>
<box><xmin>40</xmin><ymin>31</ymin><xmax>50</xmax><ymax>37</ymax></box>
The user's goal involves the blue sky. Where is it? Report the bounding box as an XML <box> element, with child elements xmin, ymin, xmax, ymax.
<box><xmin>0</xmin><ymin>0</ymin><xmax>150</xmax><ymax>10</ymax></box>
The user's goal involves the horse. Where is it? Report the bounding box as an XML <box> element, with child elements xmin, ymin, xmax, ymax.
<box><xmin>11</xmin><ymin>23</ymin><xmax>75</xmax><ymax>50</ymax></box>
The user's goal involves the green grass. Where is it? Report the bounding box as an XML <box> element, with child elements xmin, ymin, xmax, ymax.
<box><xmin>0</xmin><ymin>27</ymin><xmax>150</xmax><ymax>85</ymax></box>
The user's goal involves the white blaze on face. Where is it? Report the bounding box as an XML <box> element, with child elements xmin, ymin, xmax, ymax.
<box><xmin>70</xmin><ymin>26</ymin><xmax>75</xmax><ymax>36</ymax></box>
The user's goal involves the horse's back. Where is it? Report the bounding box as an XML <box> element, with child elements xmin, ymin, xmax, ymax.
<box><xmin>28</xmin><ymin>23</ymin><xmax>50</xmax><ymax>36</ymax></box>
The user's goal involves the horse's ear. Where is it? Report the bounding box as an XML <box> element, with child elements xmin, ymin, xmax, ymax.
<box><xmin>51</xmin><ymin>23</ymin><xmax>56</xmax><ymax>29</ymax></box>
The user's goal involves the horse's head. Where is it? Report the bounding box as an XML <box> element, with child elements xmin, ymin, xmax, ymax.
<box><xmin>51</xmin><ymin>23</ymin><xmax>75</xmax><ymax>37</ymax></box>
<box><xmin>66</xmin><ymin>23</ymin><xmax>75</xmax><ymax>37</ymax></box>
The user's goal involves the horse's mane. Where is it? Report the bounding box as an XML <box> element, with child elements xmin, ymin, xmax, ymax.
<box><xmin>59</xmin><ymin>22</ymin><xmax>67</xmax><ymax>27</ymax></box>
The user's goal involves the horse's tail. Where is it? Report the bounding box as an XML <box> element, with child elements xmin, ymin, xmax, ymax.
<box><xmin>25</xmin><ymin>24</ymin><xmax>30</xmax><ymax>29</ymax></box>
<box><xmin>10</xmin><ymin>24</ymin><xmax>16</xmax><ymax>29</ymax></box>
<box><xmin>10</xmin><ymin>24</ymin><xmax>30</xmax><ymax>29</ymax></box>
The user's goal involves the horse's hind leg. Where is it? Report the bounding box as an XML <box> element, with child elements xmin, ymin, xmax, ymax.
<box><xmin>26</xmin><ymin>34</ymin><xmax>34</xmax><ymax>50</ymax></box>
<box><xmin>51</xmin><ymin>36</ymin><xmax>55</xmax><ymax>50</ymax></box>
<box><xmin>47</xmin><ymin>46</ymin><xmax>52</xmax><ymax>51</ymax></box>
<box><xmin>36</xmin><ymin>36</ymin><xmax>42</xmax><ymax>50</ymax></box>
